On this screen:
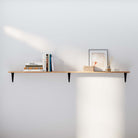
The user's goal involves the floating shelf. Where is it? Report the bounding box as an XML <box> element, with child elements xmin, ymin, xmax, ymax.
<box><xmin>8</xmin><ymin>71</ymin><xmax>130</xmax><ymax>83</ymax></box>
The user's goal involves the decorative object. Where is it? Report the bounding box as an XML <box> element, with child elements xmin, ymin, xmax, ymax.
<box><xmin>83</xmin><ymin>66</ymin><xmax>94</xmax><ymax>72</ymax></box>
<box><xmin>106</xmin><ymin>56</ymin><xmax>112</xmax><ymax>72</ymax></box>
<box><xmin>83</xmin><ymin>62</ymin><xmax>98</xmax><ymax>72</ymax></box>
<box><xmin>106</xmin><ymin>67</ymin><xmax>111</xmax><ymax>72</ymax></box>
<box><xmin>89</xmin><ymin>49</ymin><xmax>108</xmax><ymax>71</ymax></box>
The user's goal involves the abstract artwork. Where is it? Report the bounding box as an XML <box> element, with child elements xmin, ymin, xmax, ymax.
<box><xmin>89</xmin><ymin>49</ymin><xmax>108</xmax><ymax>71</ymax></box>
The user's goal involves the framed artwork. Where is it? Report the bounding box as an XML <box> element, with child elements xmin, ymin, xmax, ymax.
<box><xmin>88</xmin><ymin>49</ymin><xmax>108</xmax><ymax>71</ymax></box>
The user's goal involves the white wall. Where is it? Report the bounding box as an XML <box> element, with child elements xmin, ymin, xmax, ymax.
<box><xmin>0</xmin><ymin>1</ymin><xmax>138</xmax><ymax>138</ymax></box>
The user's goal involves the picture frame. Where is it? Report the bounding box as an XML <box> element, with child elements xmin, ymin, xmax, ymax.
<box><xmin>88</xmin><ymin>49</ymin><xmax>108</xmax><ymax>71</ymax></box>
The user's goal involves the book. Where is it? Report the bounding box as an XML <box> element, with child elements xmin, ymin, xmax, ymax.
<box><xmin>24</xmin><ymin>67</ymin><xmax>43</xmax><ymax>70</ymax></box>
<box><xmin>42</xmin><ymin>53</ymin><xmax>54</xmax><ymax>72</ymax></box>
<box><xmin>25</xmin><ymin>62</ymin><xmax>42</xmax><ymax>66</ymax></box>
<box><xmin>48</xmin><ymin>54</ymin><xmax>50</xmax><ymax>72</ymax></box>
<box><xmin>50</xmin><ymin>54</ymin><xmax>52</xmax><ymax>72</ymax></box>
<box><xmin>25</xmin><ymin>65</ymin><xmax>43</xmax><ymax>67</ymax></box>
<box><xmin>51</xmin><ymin>54</ymin><xmax>54</xmax><ymax>71</ymax></box>
<box><xmin>24</xmin><ymin>69</ymin><xmax>43</xmax><ymax>72</ymax></box>
<box><xmin>24</xmin><ymin>62</ymin><xmax>43</xmax><ymax>71</ymax></box>
<box><xmin>46</xmin><ymin>54</ymin><xmax>48</xmax><ymax>72</ymax></box>
<box><xmin>42</xmin><ymin>54</ymin><xmax>46</xmax><ymax>71</ymax></box>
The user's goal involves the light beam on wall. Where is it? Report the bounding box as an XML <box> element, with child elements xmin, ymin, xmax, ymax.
<box><xmin>76</xmin><ymin>74</ymin><xmax>125</xmax><ymax>138</ymax></box>
<box><xmin>3</xmin><ymin>26</ymin><xmax>52</xmax><ymax>51</ymax></box>
<box><xmin>3</xmin><ymin>26</ymin><xmax>84</xmax><ymax>70</ymax></box>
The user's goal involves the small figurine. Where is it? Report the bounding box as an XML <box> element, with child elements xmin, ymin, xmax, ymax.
<box><xmin>106</xmin><ymin>57</ymin><xmax>112</xmax><ymax>72</ymax></box>
<box><xmin>93</xmin><ymin>61</ymin><xmax>98</xmax><ymax>72</ymax></box>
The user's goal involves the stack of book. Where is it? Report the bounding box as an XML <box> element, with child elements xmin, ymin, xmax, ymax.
<box><xmin>24</xmin><ymin>63</ymin><xmax>43</xmax><ymax>71</ymax></box>
<box><xmin>43</xmin><ymin>54</ymin><xmax>54</xmax><ymax>72</ymax></box>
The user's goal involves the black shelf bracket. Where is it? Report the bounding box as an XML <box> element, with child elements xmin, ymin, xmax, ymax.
<box><xmin>10</xmin><ymin>72</ymin><xmax>128</xmax><ymax>83</ymax></box>
<box><xmin>68</xmin><ymin>73</ymin><xmax>71</xmax><ymax>83</ymax></box>
<box><xmin>11</xmin><ymin>73</ymin><xmax>14</xmax><ymax>83</ymax></box>
<box><xmin>124</xmin><ymin>73</ymin><xmax>127</xmax><ymax>83</ymax></box>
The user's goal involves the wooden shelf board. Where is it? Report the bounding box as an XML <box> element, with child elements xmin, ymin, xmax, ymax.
<box><xmin>8</xmin><ymin>71</ymin><xmax>130</xmax><ymax>73</ymax></box>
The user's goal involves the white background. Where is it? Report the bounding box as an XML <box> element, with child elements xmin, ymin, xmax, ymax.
<box><xmin>0</xmin><ymin>1</ymin><xmax>137</xmax><ymax>138</ymax></box>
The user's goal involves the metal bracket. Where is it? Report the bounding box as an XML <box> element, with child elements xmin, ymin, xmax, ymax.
<box><xmin>10</xmin><ymin>72</ymin><xmax>127</xmax><ymax>83</ymax></box>
<box><xmin>11</xmin><ymin>73</ymin><xmax>14</xmax><ymax>83</ymax></box>
<box><xmin>68</xmin><ymin>73</ymin><xmax>71</xmax><ymax>83</ymax></box>
<box><xmin>124</xmin><ymin>73</ymin><xmax>127</xmax><ymax>83</ymax></box>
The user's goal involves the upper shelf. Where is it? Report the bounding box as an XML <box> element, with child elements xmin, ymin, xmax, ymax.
<box><xmin>8</xmin><ymin>71</ymin><xmax>130</xmax><ymax>73</ymax></box>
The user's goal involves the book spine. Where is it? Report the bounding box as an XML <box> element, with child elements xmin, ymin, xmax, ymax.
<box><xmin>24</xmin><ymin>67</ymin><xmax>43</xmax><ymax>70</ymax></box>
<box><xmin>24</xmin><ymin>70</ymin><xmax>43</xmax><ymax>72</ymax></box>
<box><xmin>48</xmin><ymin>54</ymin><xmax>50</xmax><ymax>72</ymax></box>
<box><xmin>51</xmin><ymin>55</ymin><xmax>54</xmax><ymax>71</ymax></box>
<box><xmin>50</xmin><ymin>54</ymin><xmax>52</xmax><ymax>72</ymax></box>
<box><xmin>25</xmin><ymin>65</ymin><xmax>43</xmax><ymax>67</ymax></box>
<box><xmin>43</xmin><ymin>54</ymin><xmax>46</xmax><ymax>71</ymax></box>
<box><xmin>46</xmin><ymin>54</ymin><xmax>48</xmax><ymax>72</ymax></box>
